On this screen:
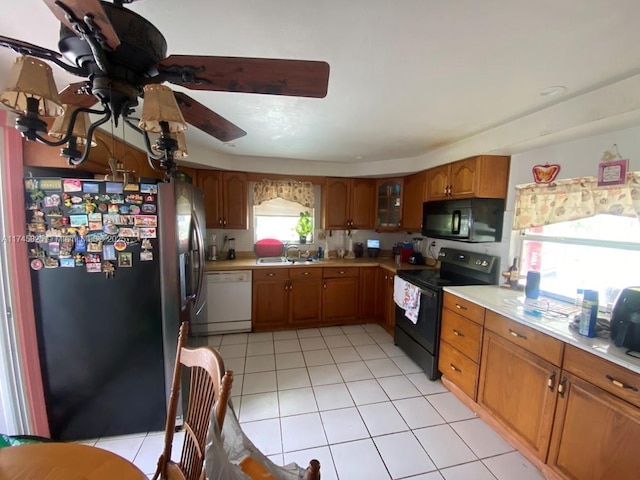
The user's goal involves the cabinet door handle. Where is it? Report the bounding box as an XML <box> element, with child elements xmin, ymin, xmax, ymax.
<box><xmin>558</xmin><ymin>376</ymin><xmax>568</xmax><ymax>398</ymax></box>
<box><xmin>218</xmin><ymin>217</ymin><xmax>223</xmax><ymax>225</ymax></box>
<box><xmin>452</xmin><ymin>329</ymin><xmax>464</xmax><ymax>337</ymax></box>
<box><xmin>288</xmin><ymin>282</ymin><xmax>293</xmax><ymax>292</ymax></box>
<box><xmin>454</xmin><ymin>303</ymin><xmax>467</xmax><ymax>311</ymax></box>
<box><xmin>338</xmin><ymin>270</ymin><xmax>346</xmax><ymax>274</ymax></box>
<box><xmin>606</xmin><ymin>374</ymin><xmax>639</xmax><ymax>392</ymax></box>
<box><xmin>547</xmin><ymin>371</ymin><xmax>557</xmax><ymax>391</ymax></box>
<box><xmin>223</xmin><ymin>219</ymin><xmax>227</xmax><ymax>225</ymax></box>
<box><xmin>323</xmin><ymin>283</ymin><xmax>327</xmax><ymax>289</ymax></box>
<box><xmin>449</xmin><ymin>363</ymin><xmax>461</xmax><ymax>373</ymax></box>
<box><xmin>509</xmin><ymin>328</ymin><xmax>527</xmax><ymax>340</ymax></box>
<box><xmin>267</xmin><ymin>273</ymin><xmax>275</xmax><ymax>277</ymax></box>
<box><xmin>302</xmin><ymin>271</ymin><xmax>310</xmax><ymax>276</ymax></box>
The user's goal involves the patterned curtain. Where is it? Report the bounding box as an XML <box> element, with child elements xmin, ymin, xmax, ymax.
<box><xmin>253</xmin><ymin>179</ymin><xmax>315</xmax><ymax>208</ymax></box>
<box><xmin>513</xmin><ymin>171</ymin><xmax>640</xmax><ymax>230</ymax></box>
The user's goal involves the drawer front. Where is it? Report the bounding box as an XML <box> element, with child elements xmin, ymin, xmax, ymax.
<box><xmin>253</xmin><ymin>268</ymin><xmax>290</xmax><ymax>281</ymax></box>
<box><xmin>289</xmin><ymin>268</ymin><xmax>322</xmax><ymax>279</ymax></box>
<box><xmin>441</xmin><ymin>309</ymin><xmax>483</xmax><ymax>363</ymax></box>
<box><xmin>323</xmin><ymin>267</ymin><xmax>359</xmax><ymax>278</ymax></box>
<box><xmin>484</xmin><ymin>310</ymin><xmax>564</xmax><ymax>366</ymax></box>
<box><xmin>563</xmin><ymin>344</ymin><xmax>640</xmax><ymax>409</ymax></box>
<box><xmin>439</xmin><ymin>340</ymin><xmax>479</xmax><ymax>400</ymax></box>
<box><xmin>443</xmin><ymin>293</ymin><xmax>485</xmax><ymax>325</ymax></box>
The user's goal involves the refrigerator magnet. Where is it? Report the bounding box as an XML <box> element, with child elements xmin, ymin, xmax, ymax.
<box><xmin>74</xmin><ymin>236</ymin><xmax>87</xmax><ymax>252</ymax></box>
<box><xmin>60</xmin><ymin>258</ymin><xmax>75</xmax><ymax>268</ymax></box>
<box><xmin>118</xmin><ymin>227</ymin><xmax>138</xmax><ymax>238</ymax></box>
<box><xmin>89</xmin><ymin>221</ymin><xmax>103</xmax><ymax>231</ymax></box>
<box><xmin>69</xmin><ymin>215</ymin><xmax>88</xmax><ymax>227</ymax></box>
<box><xmin>103</xmin><ymin>244</ymin><xmax>116</xmax><ymax>260</ymax></box>
<box><xmin>83</xmin><ymin>183</ymin><xmax>99</xmax><ymax>194</ymax></box>
<box><xmin>124</xmin><ymin>183</ymin><xmax>139</xmax><ymax>192</ymax></box>
<box><xmin>141</xmin><ymin>238</ymin><xmax>152</xmax><ymax>250</ymax></box>
<box><xmin>48</xmin><ymin>242</ymin><xmax>60</xmax><ymax>256</ymax></box>
<box><xmin>86</xmin><ymin>262</ymin><xmax>102</xmax><ymax>273</ymax></box>
<box><xmin>106</xmin><ymin>182</ymin><xmax>124</xmax><ymax>194</ymax></box>
<box><xmin>43</xmin><ymin>258</ymin><xmax>59</xmax><ymax>268</ymax></box>
<box><xmin>140</xmin><ymin>184</ymin><xmax>158</xmax><ymax>194</ymax></box>
<box><xmin>141</xmin><ymin>203</ymin><xmax>156</xmax><ymax>214</ymax></box>
<box><xmin>88</xmin><ymin>212</ymin><xmax>102</xmax><ymax>221</ymax></box>
<box><xmin>87</xmin><ymin>241</ymin><xmax>102</xmax><ymax>253</ymax></box>
<box><xmin>125</xmin><ymin>194</ymin><xmax>144</xmax><ymax>204</ymax></box>
<box><xmin>30</xmin><ymin>258</ymin><xmax>44</xmax><ymax>271</ymax></box>
<box><xmin>74</xmin><ymin>254</ymin><xmax>85</xmax><ymax>266</ymax></box>
<box><xmin>129</xmin><ymin>205</ymin><xmax>141</xmax><ymax>215</ymax></box>
<box><xmin>114</xmin><ymin>240</ymin><xmax>127</xmax><ymax>251</ymax></box>
<box><xmin>140</xmin><ymin>250</ymin><xmax>153</xmax><ymax>261</ymax></box>
<box><xmin>138</xmin><ymin>227</ymin><xmax>156</xmax><ymax>238</ymax></box>
<box><xmin>118</xmin><ymin>252</ymin><xmax>132</xmax><ymax>267</ymax></box>
<box><xmin>63</xmin><ymin>179</ymin><xmax>82</xmax><ymax>192</ymax></box>
<box><xmin>103</xmin><ymin>261</ymin><xmax>115</xmax><ymax>278</ymax></box>
<box><xmin>134</xmin><ymin>215</ymin><xmax>157</xmax><ymax>227</ymax></box>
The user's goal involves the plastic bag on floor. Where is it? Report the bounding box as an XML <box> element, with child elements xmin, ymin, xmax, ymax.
<box><xmin>204</xmin><ymin>402</ymin><xmax>308</xmax><ymax>480</ymax></box>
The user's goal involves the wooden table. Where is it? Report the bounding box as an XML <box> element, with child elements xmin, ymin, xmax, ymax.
<box><xmin>0</xmin><ymin>442</ymin><xmax>148</xmax><ymax>479</ymax></box>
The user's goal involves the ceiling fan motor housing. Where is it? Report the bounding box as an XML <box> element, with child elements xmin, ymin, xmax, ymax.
<box><xmin>57</xmin><ymin>1</ymin><xmax>167</xmax><ymax>116</ymax></box>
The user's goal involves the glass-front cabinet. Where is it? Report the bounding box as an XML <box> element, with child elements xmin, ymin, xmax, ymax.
<box><xmin>375</xmin><ymin>178</ymin><xmax>403</xmax><ymax>230</ymax></box>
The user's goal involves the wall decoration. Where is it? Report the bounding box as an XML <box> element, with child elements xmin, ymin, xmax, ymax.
<box><xmin>598</xmin><ymin>158</ymin><xmax>628</xmax><ymax>186</ymax></box>
<box><xmin>532</xmin><ymin>163</ymin><xmax>561</xmax><ymax>184</ymax></box>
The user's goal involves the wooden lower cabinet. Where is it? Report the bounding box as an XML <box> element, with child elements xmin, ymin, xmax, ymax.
<box><xmin>478</xmin><ymin>330</ymin><xmax>560</xmax><ymax>461</ymax></box>
<box><xmin>359</xmin><ymin>267</ymin><xmax>378</xmax><ymax>321</ymax></box>
<box><xmin>252</xmin><ymin>269</ymin><xmax>289</xmax><ymax>331</ymax></box>
<box><xmin>547</xmin><ymin>371</ymin><xmax>640</xmax><ymax>480</ymax></box>
<box><xmin>376</xmin><ymin>268</ymin><xmax>395</xmax><ymax>334</ymax></box>
<box><xmin>323</xmin><ymin>268</ymin><xmax>359</xmax><ymax>324</ymax></box>
<box><xmin>289</xmin><ymin>270</ymin><xmax>323</xmax><ymax>327</ymax></box>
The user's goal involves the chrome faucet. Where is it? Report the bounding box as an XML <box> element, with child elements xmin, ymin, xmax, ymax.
<box><xmin>286</xmin><ymin>244</ymin><xmax>301</xmax><ymax>261</ymax></box>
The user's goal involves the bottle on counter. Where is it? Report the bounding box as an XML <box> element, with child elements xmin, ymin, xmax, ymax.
<box><xmin>578</xmin><ymin>289</ymin><xmax>599</xmax><ymax>337</ymax></box>
<box><xmin>508</xmin><ymin>257</ymin><xmax>520</xmax><ymax>289</ymax></box>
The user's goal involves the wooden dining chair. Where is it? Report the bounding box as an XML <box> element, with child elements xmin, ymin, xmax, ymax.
<box><xmin>152</xmin><ymin>322</ymin><xmax>233</xmax><ymax>480</ymax></box>
<box><xmin>153</xmin><ymin>322</ymin><xmax>320</xmax><ymax>480</ymax></box>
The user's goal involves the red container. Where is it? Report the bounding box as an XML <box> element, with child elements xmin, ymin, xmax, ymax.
<box><xmin>400</xmin><ymin>247</ymin><xmax>413</xmax><ymax>263</ymax></box>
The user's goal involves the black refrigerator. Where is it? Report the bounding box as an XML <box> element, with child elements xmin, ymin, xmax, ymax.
<box><xmin>25</xmin><ymin>177</ymin><xmax>206</xmax><ymax>441</ymax></box>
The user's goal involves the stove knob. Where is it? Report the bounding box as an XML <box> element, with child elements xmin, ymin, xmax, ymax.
<box><xmin>482</xmin><ymin>260</ymin><xmax>488</xmax><ymax>266</ymax></box>
<box><xmin>475</xmin><ymin>260</ymin><xmax>481</xmax><ymax>265</ymax></box>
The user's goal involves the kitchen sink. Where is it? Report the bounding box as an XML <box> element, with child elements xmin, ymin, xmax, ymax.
<box><xmin>256</xmin><ymin>257</ymin><xmax>320</xmax><ymax>265</ymax></box>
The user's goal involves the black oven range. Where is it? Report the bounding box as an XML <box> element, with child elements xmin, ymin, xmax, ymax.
<box><xmin>394</xmin><ymin>248</ymin><xmax>500</xmax><ymax>380</ymax></box>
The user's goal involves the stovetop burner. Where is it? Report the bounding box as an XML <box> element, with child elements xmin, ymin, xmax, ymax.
<box><xmin>397</xmin><ymin>247</ymin><xmax>500</xmax><ymax>290</ymax></box>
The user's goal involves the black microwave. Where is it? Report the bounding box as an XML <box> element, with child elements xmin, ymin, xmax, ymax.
<box><xmin>422</xmin><ymin>198</ymin><xmax>505</xmax><ymax>243</ymax></box>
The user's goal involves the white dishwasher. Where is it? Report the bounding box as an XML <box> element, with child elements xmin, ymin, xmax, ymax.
<box><xmin>191</xmin><ymin>270</ymin><xmax>252</xmax><ymax>335</ymax></box>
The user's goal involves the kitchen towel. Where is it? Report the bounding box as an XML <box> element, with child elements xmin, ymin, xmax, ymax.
<box><xmin>393</xmin><ymin>276</ymin><xmax>421</xmax><ymax>324</ymax></box>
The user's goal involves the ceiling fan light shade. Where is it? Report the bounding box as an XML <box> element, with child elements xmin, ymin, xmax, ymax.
<box><xmin>139</xmin><ymin>84</ymin><xmax>187</xmax><ymax>133</ymax></box>
<box><xmin>49</xmin><ymin>104</ymin><xmax>97</xmax><ymax>146</ymax></box>
<box><xmin>0</xmin><ymin>56</ymin><xmax>63</xmax><ymax>117</ymax></box>
<box><xmin>151</xmin><ymin>131</ymin><xmax>188</xmax><ymax>159</ymax></box>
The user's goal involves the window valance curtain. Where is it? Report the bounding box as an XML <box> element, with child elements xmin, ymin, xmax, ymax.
<box><xmin>253</xmin><ymin>179</ymin><xmax>315</xmax><ymax>208</ymax></box>
<box><xmin>513</xmin><ymin>171</ymin><xmax>640</xmax><ymax>230</ymax></box>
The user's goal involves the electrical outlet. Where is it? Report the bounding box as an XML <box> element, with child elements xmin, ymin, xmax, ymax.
<box><xmin>430</xmin><ymin>241</ymin><xmax>436</xmax><ymax>247</ymax></box>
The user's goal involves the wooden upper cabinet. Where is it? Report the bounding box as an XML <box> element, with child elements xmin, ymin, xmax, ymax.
<box><xmin>198</xmin><ymin>170</ymin><xmax>248</xmax><ymax>229</ymax></box>
<box><xmin>375</xmin><ymin>178</ymin><xmax>403</xmax><ymax>231</ymax></box>
<box><xmin>401</xmin><ymin>171</ymin><xmax>427</xmax><ymax>232</ymax></box>
<box><xmin>426</xmin><ymin>155</ymin><xmax>510</xmax><ymax>201</ymax></box>
<box><xmin>323</xmin><ymin>177</ymin><xmax>375</xmax><ymax>230</ymax></box>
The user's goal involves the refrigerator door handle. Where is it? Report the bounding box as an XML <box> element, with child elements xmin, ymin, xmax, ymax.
<box><xmin>192</xmin><ymin>211</ymin><xmax>206</xmax><ymax>316</ymax></box>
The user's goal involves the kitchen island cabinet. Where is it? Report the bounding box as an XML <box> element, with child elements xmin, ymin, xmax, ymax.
<box><xmin>323</xmin><ymin>177</ymin><xmax>375</xmax><ymax>230</ymax></box>
<box><xmin>426</xmin><ymin>155</ymin><xmax>510</xmax><ymax>200</ymax></box>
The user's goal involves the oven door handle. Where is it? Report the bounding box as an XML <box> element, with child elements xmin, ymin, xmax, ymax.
<box><xmin>451</xmin><ymin>210</ymin><xmax>461</xmax><ymax>234</ymax></box>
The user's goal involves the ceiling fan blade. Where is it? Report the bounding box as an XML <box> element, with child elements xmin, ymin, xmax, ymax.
<box><xmin>43</xmin><ymin>0</ymin><xmax>120</xmax><ymax>50</ymax></box>
<box><xmin>58</xmin><ymin>81</ymin><xmax>98</xmax><ymax>108</ymax></box>
<box><xmin>159</xmin><ymin>56</ymin><xmax>330</xmax><ymax>98</ymax></box>
<box><xmin>174</xmin><ymin>92</ymin><xmax>246</xmax><ymax>142</ymax></box>
<box><xmin>0</xmin><ymin>35</ymin><xmax>62</xmax><ymax>59</ymax></box>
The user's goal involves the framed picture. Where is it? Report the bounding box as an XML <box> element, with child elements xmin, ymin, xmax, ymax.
<box><xmin>118</xmin><ymin>252</ymin><xmax>133</xmax><ymax>268</ymax></box>
<box><xmin>598</xmin><ymin>159</ymin><xmax>628</xmax><ymax>186</ymax></box>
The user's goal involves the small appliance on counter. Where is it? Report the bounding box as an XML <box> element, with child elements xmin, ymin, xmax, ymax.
<box><xmin>227</xmin><ymin>237</ymin><xmax>236</xmax><ymax>260</ymax></box>
<box><xmin>354</xmin><ymin>242</ymin><xmax>364</xmax><ymax>258</ymax></box>
<box><xmin>408</xmin><ymin>237</ymin><xmax>425</xmax><ymax>265</ymax></box>
<box><xmin>207</xmin><ymin>233</ymin><xmax>218</xmax><ymax>261</ymax></box>
<box><xmin>610</xmin><ymin>287</ymin><xmax>640</xmax><ymax>350</ymax></box>
<box><xmin>367</xmin><ymin>239</ymin><xmax>380</xmax><ymax>257</ymax></box>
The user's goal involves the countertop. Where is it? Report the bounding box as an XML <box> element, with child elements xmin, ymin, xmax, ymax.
<box><xmin>205</xmin><ymin>257</ymin><xmax>438</xmax><ymax>273</ymax></box>
<box><xmin>443</xmin><ymin>285</ymin><xmax>640</xmax><ymax>375</ymax></box>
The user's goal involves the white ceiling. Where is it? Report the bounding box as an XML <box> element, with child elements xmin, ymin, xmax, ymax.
<box><xmin>2</xmin><ymin>0</ymin><xmax>640</xmax><ymax>175</ymax></box>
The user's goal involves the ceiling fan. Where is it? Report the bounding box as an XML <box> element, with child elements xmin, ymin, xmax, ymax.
<box><xmin>0</xmin><ymin>0</ymin><xmax>330</xmax><ymax>171</ymax></box>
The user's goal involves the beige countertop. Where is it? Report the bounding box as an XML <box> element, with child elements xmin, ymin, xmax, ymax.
<box><xmin>444</xmin><ymin>285</ymin><xmax>640</xmax><ymax>375</ymax></box>
<box><xmin>205</xmin><ymin>256</ymin><xmax>438</xmax><ymax>273</ymax></box>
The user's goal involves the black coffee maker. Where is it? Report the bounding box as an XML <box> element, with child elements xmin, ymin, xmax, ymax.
<box><xmin>610</xmin><ymin>287</ymin><xmax>640</xmax><ymax>350</ymax></box>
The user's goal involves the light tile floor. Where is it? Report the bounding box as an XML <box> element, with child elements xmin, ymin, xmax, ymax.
<box><xmin>81</xmin><ymin>323</ymin><xmax>546</xmax><ymax>480</ymax></box>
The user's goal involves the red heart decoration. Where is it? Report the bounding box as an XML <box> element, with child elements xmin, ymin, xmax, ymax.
<box><xmin>532</xmin><ymin>163</ymin><xmax>560</xmax><ymax>184</ymax></box>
